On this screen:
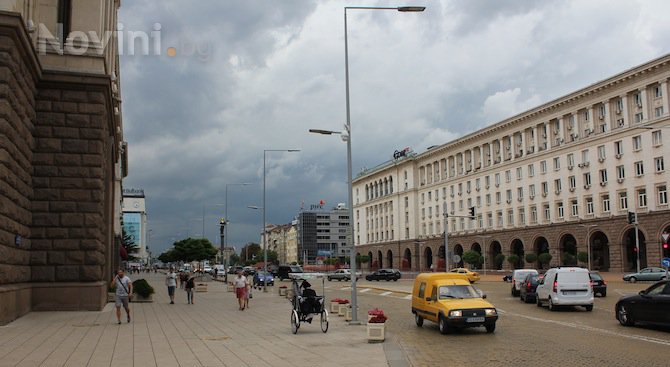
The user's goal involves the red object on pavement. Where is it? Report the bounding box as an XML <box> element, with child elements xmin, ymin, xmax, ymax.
<box><xmin>120</xmin><ymin>245</ymin><xmax>128</xmax><ymax>260</ymax></box>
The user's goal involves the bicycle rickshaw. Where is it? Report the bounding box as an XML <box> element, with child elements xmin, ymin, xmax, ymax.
<box><xmin>288</xmin><ymin>273</ymin><xmax>329</xmax><ymax>334</ymax></box>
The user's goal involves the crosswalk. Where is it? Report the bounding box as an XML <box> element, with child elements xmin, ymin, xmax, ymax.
<box><xmin>324</xmin><ymin>284</ymin><xmax>411</xmax><ymax>300</ymax></box>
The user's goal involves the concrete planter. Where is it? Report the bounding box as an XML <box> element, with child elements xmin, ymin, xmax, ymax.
<box><xmin>279</xmin><ymin>287</ymin><xmax>287</xmax><ymax>296</ymax></box>
<box><xmin>107</xmin><ymin>292</ymin><xmax>115</xmax><ymax>303</ymax></box>
<box><xmin>330</xmin><ymin>301</ymin><xmax>339</xmax><ymax>313</ymax></box>
<box><xmin>226</xmin><ymin>283</ymin><xmax>234</xmax><ymax>292</ymax></box>
<box><xmin>286</xmin><ymin>288</ymin><xmax>294</xmax><ymax>300</ymax></box>
<box><xmin>345</xmin><ymin>305</ymin><xmax>359</xmax><ymax>321</ymax></box>
<box><xmin>338</xmin><ymin>304</ymin><xmax>348</xmax><ymax>317</ymax></box>
<box><xmin>132</xmin><ymin>294</ymin><xmax>153</xmax><ymax>303</ymax></box>
<box><xmin>366</xmin><ymin>322</ymin><xmax>385</xmax><ymax>342</ymax></box>
<box><xmin>195</xmin><ymin>283</ymin><xmax>208</xmax><ymax>292</ymax></box>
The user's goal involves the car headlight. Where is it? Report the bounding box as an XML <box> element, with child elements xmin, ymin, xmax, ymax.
<box><xmin>485</xmin><ymin>308</ymin><xmax>497</xmax><ymax>316</ymax></box>
<box><xmin>449</xmin><ymin>310</ymin><xmax>462</xmax><ymax>317</ymax></box>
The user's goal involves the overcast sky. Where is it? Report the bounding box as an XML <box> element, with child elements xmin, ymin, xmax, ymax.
<box><xmin>118</xmin><ymin>0</ymin><xmax>670</xmax><ymax>256</ymax></box>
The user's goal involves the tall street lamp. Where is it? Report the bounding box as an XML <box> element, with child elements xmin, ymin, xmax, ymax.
<box><xmin>310</xmin><ymin>4</ymin><xmax>425</xmax><ymax>325</ymax></box>
<box><xmin>263</xmin><ymin>149</ymin><xmax>300</xmax><ymax>292</ymax></box>
<box><xmin>202</xmin><ymin>203</ymin><xmax>225</xmax><ymax>241</ymax></box>
<box><xmin>478</xmin><ymin>235</ymin><xmax>492</xmax><ymax>276</ymax></box>
<box><xmin>579</xmin><ymin>224</ymin><xmax>597</xmax><ymax>271</ymax></box>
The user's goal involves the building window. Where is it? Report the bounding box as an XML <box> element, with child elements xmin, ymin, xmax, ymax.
<box><xmin>554</xmin><ymin>179</ymin><xmax>562</xmax><ymax>193</ymax></box>
<box><xmin>529</xmin><ymin>184</ymin><xmax>536</xmax><ymax>198</ymax></box>
<box><xmin>505</xmin><ymin>170</ymin><xmax>512</xmax><ymax>183</ymax></box>
<box><xmin>616</xmin><ymin>165</ymin><xmax>625</xmax><ymax>180</ymax></box>
<box><xmin>528</xmin><ymin>164</ymin><xmax>535</xmax><ymax>177</ymax></box>
<box><xmin>496</xmin><ymin>192</ymin><xmax>501</xmax><ymax>204</ymax></box>
<box><xmin>475</xmin><ymin>178</ymin><xmax>480</xmax><ymax>191</ymax></box>
<box><xmin>614</xmin><ymin>140</ymin><xmax>623</xmax><ymax>156</ymax></box>
<box><xmin>597</xmin><ymin>145</ymin><xmax>606</xmax><ymax>160</ymax></box>
<box><xmin>516</xmin><ymin>167</ymin><xmax>522</xmax><ymax>180</ymax></box>
<box><xmin>540</xmin><ymin>160</ymin><xmax>547</xmax><ymax>174</ymax></box>
<box><xmin>635</xmin><ymin>161</ymin><xmax>644</xmax><ymax>177</ymax></box>
<box><xmin>517</xmin><ymin>187</ymin><xmax>523</xmax><ymax>201</ymax></box>
<box><xmin>632</xmin><ymin>135</ymin><xmax>642</xmax><ymax>151</ymax></box>
<box><xmin>571</xmin><ymin>200</ymin><xmax>578</xmax><ymax>217</ymax></box>
<box><xmin>599</xmin><ymin>169</ymin><xmax>608</xmax><ymax>185</ymax></box>
<box><xmin>584</xmin><ymin>172</ymin><xmax>592</xmax><ymax>187</ymax></box>
<box><xmin>655</xmin><ymin>157</ymin><xmax>665</xmax><ymax>172</ymax></box>
<box><xmin>519</xmin><ymin>208</ymin><xmax>526</xmax><ymax>225</ymax></box>
<box><xmin>567</xmin><ymin>153</ymin><xmax>575</xmax><ymax>168</ymax></box>
<box><xmin>658</xmin><ymin>185</ymin><xmax>668</xmax><ymax>205</ymax></box>
<box><xmin>634</xmin><ymin>112</ymin><xmax>643</xmax><ymax>123</ymax></box>
<box><xmin>638</xmin><ymin>189</ymin><xmax>647</xmax><ymax>208</ymax></box>
<box><xmin>586</xmin><ymin>197</ymin><xmax>594</xmax><ymax>214</ymax></box>
<box><xmin>557</xmin><ymin>202</ymin><xmax>564</xmax><ymax>219</ymax></box>
<box><xmin>582</xmin><ymin>149</ymin><xmax>590</xmax><ymax>164</ymax></box>
<box><xmin>602</xmin><ymin>194</ymin><xmax>611</xmax><ymax>213</ymax></box>
<box><xmin>541</xmin><ymin>182</ymin><xmax>548</xmax><ymax>196</ymax></box>
<box><xmin>507</xmin><ymin>209</ymin><xmax>514</xmax><ymax>226</ymax></box>
<box><xmin>485</xmin><ymin>175</ymin><xmax>490</xmax><ymax>188</ymax></box>
<box><xmin>506</xmin><ymin>190</ymin><xmax>512</xmax><ymax>203</ymax></box>
<box><xmin>652</xmin><ymin>130</ymin><xmax>662</xmax><ymax>146</ymax></box>
<box><xmin>569</xmin><ymin>176</ymin><xmax>576</xmax><ymax>190</ymax></box>
<box><xmin>543</xmin><ymin>204</ymin><xmax>550</xmax><ymax>221</ymax></box>
<box><xmin>530</xmin><ymin>206</ymin><xmax>537</xmax><ymax>224</ymax></box>
<box><xmin>616</xmin><ymin>98</ymin><xmax>624</xmax><ymax>112</ymax></box>
<box><xmin>553</xmin><ymin>157</ymin><xmax>560</xmax><ymax>171</ymax></box>
<box><xmin>495</xmin><ymin>173</ymin><xmax>501</xmax><ymax>186</ymax></box>
<box><xmin>634</xmin><ymin>92</ymin><xmax>642</xmax><ymax>106</ymax></box>
<box><xmin>655</xmin><ymin>85</ymin><xmax>663</xmax><ymax>98</ymax></box>
<box><xmin>655</xmin><ymin>107</ymin><xmax>664</xmax><ymax>118</ymax></box>
<box><xmin>486</xmin><ymin>194</ymin><xmax>491</xmax><ymax>206</ymax></box>
<box><xmin>619</xmin><ymin>191</ymin><xmax>628</xmax><ymax>210</ymax></box>
<box><xmin>497</xmin><ymin>211</ymin><xmax>503</xmax><ymax>227</ymax></box>
<box><xmin>487</xmin><ymin>213</ymin><xmax>493</xmax><ymax>227</ymax></box>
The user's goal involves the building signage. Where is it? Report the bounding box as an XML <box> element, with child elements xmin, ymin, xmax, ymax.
<box><xmin>123</xmin><ymin>212</ymin><xmax>142</xmax><ymax>247</ymax></box>
<box><xmin>393</xmin><ymin>147</ymin><xmax>411</xmax><ymax>160</ymax></box>
<box><xmin>310</xmin><ymin>199</ymin><xmax>326</xmax><ymax>210</ymax></box>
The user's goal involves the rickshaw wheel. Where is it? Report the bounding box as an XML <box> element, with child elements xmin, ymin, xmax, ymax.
<box><xmin>291</xmin><ymin>310</ymin><xmax>300</xmax><ymax>334</ymax></box>
<box><xmin>320</xmin><ymin>310</ymin><xmax>329</xmax><ymax>333</ymax></box>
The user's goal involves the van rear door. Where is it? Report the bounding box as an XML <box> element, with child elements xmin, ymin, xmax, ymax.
<box><xmin>556</xmin><ymin>269</ymin><xmax>591</xmax><ymax>298</ymax></box>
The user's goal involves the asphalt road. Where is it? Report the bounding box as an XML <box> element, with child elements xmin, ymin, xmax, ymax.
<box><xmin>318</xmin><ymin>279</ymin><xmax>670</xmax><ymax>366</ymax></box>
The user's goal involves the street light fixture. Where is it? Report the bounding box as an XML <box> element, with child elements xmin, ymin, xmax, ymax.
<box><xmin>310</xmin><ymin>4</ymin><xmax>425</xmax><ymax>326</ymax></box>
<box><xmin>477</xmin><ymin>235</ymin><xmax>492</xmax><ymax>276</ymax></box>
<box><xmin>579</xmin><ymin>224</ymin><xmax>597</xmax><ymax>271</ymax></box>
<box><xmin>262</xmin><ymin>149</ymin><xmax>300</xmax><ymax>292</ymax></box>
<box><xmin>202</xmin><ymin>203</ymin><xmax>225</xmax><ymax>241</ymax></box>
<box><xmin>225</xmin><ymin>183</ymin><xmax>252</xmax><ymax>268</ymax></box>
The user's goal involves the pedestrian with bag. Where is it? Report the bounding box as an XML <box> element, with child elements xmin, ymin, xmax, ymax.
<box><xmin>110</xmin><ymin>269</ymin><xmax>132</xmax><ymax>324</ymax></box>
<box><xmin>184</xmin><ymin>272</ymin><xmax>195</xmax><ymax>304</ymax></box>
<box><xmin>165</xmin><ymin>268</ymin><xmax>177</xmax><ymax>304</ymax></box>
<box><xmin>244</xmin><ymin>272</ymin><xmax>252</xmax><ymax>309</ymax></box>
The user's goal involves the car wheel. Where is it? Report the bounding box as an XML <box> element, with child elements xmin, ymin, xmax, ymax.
<box><xmin>393</xmin><ymin>278</ymin><xmax>398</xmax><ymax>282</ymax></box>
<box><xmin>661</xmin><ymin>276</ymin><xmax>667</xmax><ymax>281</ymax></box>
<box><xmin>617</xmin><ymin>304</ymin><xmax>634</xmax><ymax>326</ymax></box>
<box><xmin>438</xmin><ymin>315</ymin><xmax>448</xmax><ymax>335</ymax></box>
<box><xmin>629</xmin><ymin>276</ymin><xmax>637</xmax><ymax>283</ymax></box>
<box><xmin>415</xmin><ymin>313</ymin><xmax>424</xmax><ymax>327</ymax></box>
<box><xmin>536</xmin><ymin>296</ymin><xmax>542</xmax><ymax>307</ymax></box>
<box><xmin>328</xmin><ymin>277</ymin><xmax>332</xmax><ymax>281</ymax></box>
<box><xmin>585</xmin><ymin>305</ymin><xmax>593</xmax><ymax>312</ymax></box>
<box><xmin>548</xmin><ymin>297</ymin><xmax>555</xmax><ymax>311</ymax></box>
<box><xmin>485</xmin><ymin>323</ymin><xmax>496</xmax><ymax>333</ymax></box>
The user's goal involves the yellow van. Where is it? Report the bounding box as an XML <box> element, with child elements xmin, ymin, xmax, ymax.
<box><xmin>411</xmin><ymin>272</ymin><xmax>498</xmax><ymax>334</ymax></box>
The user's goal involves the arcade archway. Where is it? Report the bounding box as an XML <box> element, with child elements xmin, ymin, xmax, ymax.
<box><xmin>560</xmin><ymin>234</ymin><xmax>578</xmax><ymax>266</ymax></box>
<box><xmin>590</xmin><ymin>231</ymin><xmax>610</xmax><ymax>271</ymax></box>
<box><xmin>623</xmin><ymin>228</ymin><xmax>647</xmax><ymax>271</ymax></box>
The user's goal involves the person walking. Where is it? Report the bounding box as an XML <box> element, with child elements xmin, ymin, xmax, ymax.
<box><xmin>234</xmin><ymin>271</ymin><xmax>248</xmax><ymax>310</ymax></box>
<box><xmin>110</xmin><ymin>269</ymin><xmax>132</xmax><ymax>324</ymax></box>
<box><xmin>165</xmin><ymin>268</ymin><xmax>177</xmax><ymax>304</ymax></box>
<box><xmin>244</xmin><ymin>272</ymin><xmax>252</xmax><ymax>309</ymax></box>
<box><xmin>179</xmin><ymin>271</ymin><xmax>188</xmax><ymax>289</ymax></box>
<box><xmin>184</xmin><ymin>272</ymin><xmax>195</xmax><ymax>304</ymax></box>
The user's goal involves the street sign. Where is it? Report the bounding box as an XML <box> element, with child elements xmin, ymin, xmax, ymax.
<box><xmin>662</xmin><ymin>232</ymin><xmax>670</xmax><ymax>243</ymax></box>
<box><xmin>452</xmin><ymin>255</ymin><xmax>461</xmax><ymax>263</ymax></box>
<box><xmin>662</xmin><ymin>258</ymin><xmax>670</xmax><ymax>268</ymax></box>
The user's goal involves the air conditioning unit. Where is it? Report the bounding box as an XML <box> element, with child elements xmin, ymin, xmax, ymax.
<box><xmin>568</xmin><ymin>165</ymin><xmax>574</xmax><ymax>170</ymax></box>
<box><xmin>578</xmin><ymin>163</ymin><xmax>584</xmax><ymax>168</ymax></box>
<box><xmin>506</xmin><ymin>145</ymin><xmax>511</xmax><ymax>150</ymax></box>
<box><xmin>617</xmin><ymin>119</ymin><xmax>625</xmax><ymax>127</ymax></box>
<box><xmin>506</xmin><ymin>199</ymin><xmax>512</xmax><ymax>204</ymax></box>
<box><xmin>485</xmin><ymin>185</ymin><xmax>490</xmax><ymax>189</ymax></box>
<box><xmin>584</xmin><ymin>162</ymin><xmax>590</xmax><ymax>167</ymax></box>
<box><xmin>529</xmin><ymin>194</ymin><xmax>535</xmax><ymax>199</ymax></box>
<box><xmin>569</xmin><ymin>187</ymin><xmax>575</xmax><ymax>192</ymax></box>
<box><xmin>599</xmin><ymin>115</ymin><xmax>604</xmax><ymax>120</ymax></box>
<box><xmin>637</xmin><ymin>102</ymin><xmax>642</xmax><ymax>108</ymax></box>
<box><xmin>466</xmin><ymin>190</ymin><xmax>471</xmax><ymax>194</ymax></box>
<box><xmin>598</xmin><ymin>157</ymin><xmax>605</xmax><ymax>163</ymax></box>
<box><xmin>554</xmin><ymin>129</ymin><xmax>560</xmax><ymax>135</ymax></box>
<box><xmin>458</xmin><ymin>192</ymin><xmax>462</xmax><ymax>196</ymax></box>
<box><xmin>517</xmin><ymin>141</ymin><xmax>522</xmax><ymax>146</ymax></box>
<box><xmin>542</xmin><ymin>192</ymin><xmax>548</xmax><ymax>197</ymax></box>
<box><xmin>615</xmin><ymin>154</ymin><xmax>622</xmax><ymax>159</ymax></box>
<box><xmin>450</xmin><ymin>193</ymin><xmax>454</xmax><ymax>198</ymax></box>
<box><xmin>584</xmin><ymin>184</ymin><xmax>591</xmax><ymax>189</ymax></box>
<box><xmin>600</xmin><ymin>182</ymin><xmax>607</xmax><ymax>186</ymax></box>
<box><xmin>518</xmin><ymin>197</ymin><xmax>523</xmax><ymax>202</ymax></box>
<box><xmin>617</xmin><ymin>178</ymin><xmax>625</xmax><ymax>183</ymax></box>
<box><xmin>495</xmin><ymin>183</ymin><xmax>500</xmax><ymax>188</ymax></box>
<box><xmin>567</xmin><ymin>124</ymin><xmax>573</xmax><ymax>130</ymax></box>
<box><xmin>475</xmin><ymin>187</ymin><xmax>480</xmax><ymax>192</ymax></box>
<box><xmin>616</xmin><ymin>109</ymin><xmax>622</xmax><ymax>115</ymax></box>
<box><xmin>527</xmin><ymin>146</ymin><xmax>535</xmax><ymax>153</ymax></box>
<box><xmin>450</xmin><ymin>210</ymin><xmax>455</xmax><ymax>215</ymax></box>
<box><xmin>555</xmin><ymin>190</ymin><xmax>561</xmax><ymax>195</ymax></box>
<box><xmin>542</xmin><ymin>132</ymin><xmax>547</xmax><ymax>138</ymax></box>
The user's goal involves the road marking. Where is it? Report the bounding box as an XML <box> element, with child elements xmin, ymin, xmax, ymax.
<box><xmin>380</xmin><ymin>291</ymin><xmax>392</xmax><ymax>296</ymax></box>
<box><xmin>615</xmin><ymin>289</ymin><xmax>634</xmax><ymax>296</ymax></box>
<box><xmin>403</xmin><ymin>294</ymin><xmax>412</xmax><ymax>300</ymax></box>
<box><xmin>360</xmin><ymin>288</ymin><xmax>371</xmax><ymax>293</ymax></box>
<box><xmin>497</xmin><ymin>307</ymin><xmax>670</xmax><ymax>346</ymax></box>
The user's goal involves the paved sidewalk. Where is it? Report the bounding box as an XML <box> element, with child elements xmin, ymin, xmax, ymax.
<box><xmin>0</xmin><ymin>273</ymin><xmax>387</xmax><ymax>367</ymax></box>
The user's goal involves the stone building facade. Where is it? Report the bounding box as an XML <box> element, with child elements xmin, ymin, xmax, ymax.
<box><xmin>353</xmin><ymin>54</ymin><xmax>670</xmax><ymax>274</ymax></box>
<box><xmin>0</xmin><ymin>1</ymin><xmax>125</xmax><ymax>325</ymax></box>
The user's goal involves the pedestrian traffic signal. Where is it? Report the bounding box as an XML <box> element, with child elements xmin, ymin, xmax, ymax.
<box><xmin>627</xmin><ymin>212</ymin><xmax>636</xmax><ymax>224</ymax></box>
<box><xmin>469</xmin><ymin>206</ymin><xmax>475</xmax><ymax>218</ymax></box>
<box><xmin>663</xmin><ymin>243</ymin><xmax>670</xmax><ymax>258</ymax></box>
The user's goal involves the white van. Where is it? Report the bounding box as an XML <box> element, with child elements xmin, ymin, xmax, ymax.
<box><xmin>510</xmin><ymin>269</ymin><xmax>539</xmax><ymax>297</ymax></box>
<box><xmin>536</xmin><ymin>267</ymin><xmax>593</xmax><ymax>311</ymax></box>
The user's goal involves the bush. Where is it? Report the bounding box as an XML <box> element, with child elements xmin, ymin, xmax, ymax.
<box><xmin>462</xmin><ymin>251</ymin><xmax>482</xmax><ymax>268</ymax></box>
<box><xmin>577</xmin><ymin>251</ymin><xmax>589</xmax><ymax>264</ymax></box>
<box><xmin>538</xmin><ymin>252</ymin><xmax>552</xmax><ymax>267</ymax></box>
<box><xmin>525</xmin><ymin>253</ymin><xmax>538</xmax><ymax>264</ymax></box>
<box><xmin>132</xmin><ymin>279</ymin><xmax>155</xmax><ymax>298</ymax></box>
<box><xmin>494</xmin><ymin>254</ymin><xmax>505</xmax><ymax>270</ymax></box>
<box><xmin>507</xmin><ymin>254</ymin><xmax>519</xmax><ymax>268</ymax></box>
<box><xmin>562</xmin><ymin>252</ymin><xmax>577</xmax><ymax>266</ymax></box>
<box><xmin>369</xmin><ymin>314</ymin><xmax>387</xmax><ymax>323</ymax></box>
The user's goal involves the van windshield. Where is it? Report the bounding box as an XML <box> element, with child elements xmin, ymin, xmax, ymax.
<box><xmin>438</xmin><ymin>285</ymin><xmax>480</xmax><ymax>299</ymax></box>
<box><xmin>556</xmin><ymin>271</ymin><xmax>588</xmax><ymax>283</ymax></box>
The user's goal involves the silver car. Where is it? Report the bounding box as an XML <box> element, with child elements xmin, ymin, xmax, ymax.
<box><xmin>623</xmin><ymin>267</ymin><xmax>668</xmax><ymax>282</ymax></box>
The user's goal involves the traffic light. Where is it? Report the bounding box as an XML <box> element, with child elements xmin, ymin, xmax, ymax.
<box><xmin>469</xmin><ymin>206</ymin><xmax>475</xmax><ymax>218</ymax></box>
<box><xmin>663</xmin><ymin>242</ymin><xmax>669</xmax><ymax>258</ymax></box>
<box><xmin>627</xmin><ymin>211</ymin><xmax>637</xmax><ymax>224</ymax></box>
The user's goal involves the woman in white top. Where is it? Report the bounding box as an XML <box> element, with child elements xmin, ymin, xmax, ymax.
<box><xmin>234</xmin><ymin>271</ymin><xmax>248</xmax><ymax>310</ymax></box>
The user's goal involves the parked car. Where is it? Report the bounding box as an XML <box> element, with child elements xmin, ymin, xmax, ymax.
<box><xmin>267</xmin><ymin>264</ymin><xmax>279</xmax><ymax>276</ymax></box>
<box><xmin>243</xmin><ymin>266</ymin><xmax>257</xmax><ymax>276</ymax></box>
<box><xmin>510</xmin><ymin>269</ymin><xmax>539</xmax><ymax>297</ymax></box>
<box><xmin>616</xmin><ymin>280</ymin><xmax>670</xmax><ymax>327</ymax></box>
<box><xmin>253</xmin><ymin>271</ymin><xmax>274</xmax><ymax>287</ymax></box>
<box><xmin>366</xmin><ymin>269</ymin><xmax>402</xmax><ymax>281</ymax></box>
<box><xmin>519</xmin><ymin>273</ymin><xmax>542</xmax><ymax>303</ymax></box>
<box><xmin>203</xmin><ymin>266</ymin><xmax>213</xmax><ymax>274</ymax></box>
<box><xmin>228</xmin><ymin>266</ymin><xmax>243</xmax><ymax>274</ymax></box>
<box><xmin>536</xmin><ymin>267</ymin><xmax>594</xmax><ymax>311</ymax></box>
<box><xmin>277</xmin><ymin>265</ymin><xmax>303</xmax><ymax>280</ymax></box>
<box><xmin>589</xmin><ymin>271</ymin><xmax>607</xmax><ymax>297</ymax></box>
<box><xmin>623</xmin><ymin>267</ymin><xmax>667</xmax><ymax>283</ymax></box>
<box><xmin>327</xmin><ymin>269</ymin><xmax>361</xmax><ymax>281</ymax></box>
<box><xmin>449</xmin><ymin>268</ymin><xmax>481</xmax><ymax>283</ymax></box>
<box><xmin>412</xmin><ymin>273</ymin><xmax>498</xmax><ymax>334</ymax></box>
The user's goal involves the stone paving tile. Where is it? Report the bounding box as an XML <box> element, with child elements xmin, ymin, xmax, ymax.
<box><xmin>0</xmin><ymin>273</ymin><xmax>388</xmax><ymax>367</ymax></box>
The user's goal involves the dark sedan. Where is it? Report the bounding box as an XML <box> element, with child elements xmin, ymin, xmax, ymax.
<box><xmin>519</xmin><ymin>273</ymin><xmax>541</xmax><ymax>303</ymax></box>
<box><xmin>590</xmin><ymin>271</ymin><xmax>607</xmax><ymax>297</ymax></box>
<box><xmin>616</xmin><ymin>280</ymin><xmax>670</xmax><ymax>327</ymax></box>
<box><xmin>365</xmin><ymin>269</ymin><xmax>401</xmax><ymax>281</ymax></box>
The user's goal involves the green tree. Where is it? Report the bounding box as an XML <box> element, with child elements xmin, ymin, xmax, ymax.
<box><xmin>240</xmin><ymin>243</ymin><xmax>261</xmax><ymax>263</ymax></box>
<box><xmin>538</xmin><ymin>252</ymin><xmax>552</xmax><ymax>268</ymax></box>
<box><xmin>158</xmin><ymin>237</ymin><xmax>218</xmax><ymax>263</ymax></box>
<box><xmin>122</xmin><ymin>228</ymin><xmax>140</xmax><ymax>261</ymax></box>
<box><xmin>494</xmin><ymin>254</ymin><xmax>505</xmax><ymax>270</ymax></box>
<box><xmin>507</xmin><ymin>254</ymin><xmax>520</xmax><ymax>269</ymax></box>
<box><xmin>462</xmin><ymin>251</ymin><xmax>482</xmax><ymax>268</ymax></box>
<box><xmin>525</xmin><ymin>253</ymin><xmax>538</xmax><ymax>264</ymax></box>
<box><xmin>577</xmin><ymin>251</ymin><xmax>589</xmax><ymax>265</ymax></box>
<box><xmin>562</xmin><ymin>252</ymin><xmax>576</xmax><ymax>266</ymax></box>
